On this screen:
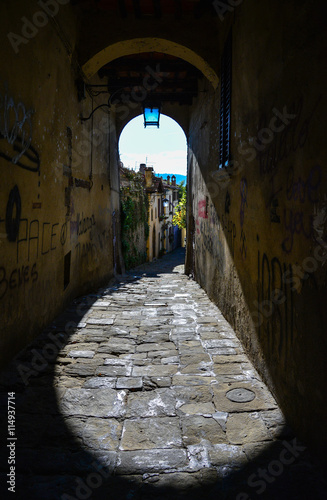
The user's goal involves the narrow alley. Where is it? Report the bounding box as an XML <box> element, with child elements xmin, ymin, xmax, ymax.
<box><xmin>1</xmin><ymin>1</ymin><xmax>327</xmax><ymax>491</ymax></box>
<box><xmin>0</xmin><ymin>250</ymin><xmax>325</xmax><ymax>499</ymax></box>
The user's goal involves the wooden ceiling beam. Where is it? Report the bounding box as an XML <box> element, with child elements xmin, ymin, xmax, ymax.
<box><xmin>110</xmin><ymin>90</ymin><xmax>196</xmax><ymax>103</ymax></box>
<box><xmin>100</xmin><ymin>62</ymin><xmax>201</xmax><ymax>76</ymax></box>
<box><xmin>107</xmin><ymin>78</ymin><xmax>198</xmax><ymax>90</ymax></box>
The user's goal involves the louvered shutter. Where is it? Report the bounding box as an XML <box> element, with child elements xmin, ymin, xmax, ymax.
<box><xmin>219</xmin><ymin>31</ymin><xmax>232</xmax><ymax>168</ymax></box>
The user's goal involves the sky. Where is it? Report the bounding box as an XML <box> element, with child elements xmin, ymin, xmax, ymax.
<box><xmin>118</xmin><ymin>114</ymin><xmax>187</xmax><ymax>176</ymax></box>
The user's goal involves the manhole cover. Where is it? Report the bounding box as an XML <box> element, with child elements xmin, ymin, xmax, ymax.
<box><xmin>226</xmin><ymin>388</ymin><xmax>256</xmax><ymax>403</ymax></box>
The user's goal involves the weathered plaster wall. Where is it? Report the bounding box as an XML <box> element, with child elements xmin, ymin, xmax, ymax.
<box><xmin>186</xmin><ymin>0</ymin><xmax>327</xmax><ymax>461</ymax></box>
<box><xmin>0</xmin><ymin>1</ymin><xmax>119</xmax><ymax>367</ymax></box>
<box><xmin>148</xmin><ymin>193</ymin><xmax>162</xmax><ymax>262</ymax></box>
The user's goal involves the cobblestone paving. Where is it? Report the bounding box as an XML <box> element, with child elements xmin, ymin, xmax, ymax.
<box><xmin>0</xmin><ymin>249</ymin><xmax>326</xmax><ymax>499</ymax></box>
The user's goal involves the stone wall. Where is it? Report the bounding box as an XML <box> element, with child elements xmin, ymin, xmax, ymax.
<box><xmin>186</xmin><ymin>0</ymin><xmax>327</xmax><ymax>462</ymax></box>
<box><xmin>120</xmin><ymin>175</ymin><xmax>148</xmax><ymax>270</ymax></box>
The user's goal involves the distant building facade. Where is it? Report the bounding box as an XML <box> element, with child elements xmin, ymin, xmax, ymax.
<box><xmin>146</xmin><ymin>168</ymin><xmax>181</xmax><ymax>260</ymax></box>
<box><xmin>120</xmin><ymin>163</ymin><xmax>181</xmax><ymax>264</ymax></box>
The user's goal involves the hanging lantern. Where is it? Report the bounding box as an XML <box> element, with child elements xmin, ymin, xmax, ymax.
<box><xmin>143</xmin><ymin>103</ymin><xmax>161</xmax><ymax>128</ymax></box>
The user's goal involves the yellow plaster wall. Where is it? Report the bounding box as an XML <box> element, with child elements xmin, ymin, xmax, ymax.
<box><xmin>147</xmin><ymin>192</ymin><xmax>162</xmax><ymax>261</ymax></box>
<box><xmin>0</xmin><ymin>1</ymin><xmax>119</xmax><ymax>366</ymax></box>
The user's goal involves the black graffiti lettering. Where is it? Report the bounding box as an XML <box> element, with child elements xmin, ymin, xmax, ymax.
<box><xmin>24</xmin><ymin>265</ymin><xmax>29</xmax><ymax>283</ymax></box>
<box><xmin>224</xmin><ymin>191</ymin><xmax>231</xmax><ymax>214</ymax></box>
<box><xmin>286</xmin><ymin>165</ymin><xmax>322</xmax><ymax>204</ymax></box>
<box><xmin>0</xmin><ymin>267</ymin><xmax>8</xmax><ymax>299</ymax></box>
<box><xmin>14</xmin><ymin>217</ymin><xmax>63</xmax><ymax>262</ymax></box>
<box><xmin>60</xmin><ymin>221</ymin><xmax>67</xmax><ymax>245</ymax></box>
<box><xmin>257</xmin><ymin>251</ymin><xmax>294</xmax><ymax>369</ymax></box>
<box><xmin>282</xmin><ymin>209</ymin><xmax>314</xmax><ymax>254</ymax></box>
<box><xmin>77</xmin><ymin>213</ymin><xmax>96</xmax><ymax>237</ymax></box>
<box><xmin>16</xmin><ymin>218</ymin><xmax>28</xmax><ymax>263</ymax></box>
<box><xmin>31</xmin><ymin>262</ymin><xmax>38</xmax><ymax>282</ymax></box>
<box><xmin>0</xmin><ymin>85</ymin><xmax>40</xmax><ymax>172</ymax></box>
<box><xmin>259</xmin><ymin>96</ymin><xmax>321</xmax><ymax>176</ymax></box>
<box><xmin>271</xmin><ymin>257</ymin><xmax>284</xmax><ymax>357</ymax></box>
<box><xmin>240</xmin><ymin>229</ymin><xmax>247</xmax><ymax>259</ymax></box>
<box><xmin>9</xmin><ymin>269</ymin><xmax>17</xmax><ymax>289</ymax></box>
<box><xmin>6</xmin><ymin>185</ymin><xmax>21</xmax><ymax>242</ymax></box>
<box><xmin>17</xmin><ymin>266</ymin><xmax>24</xmax><ymax>286</ymax></box>
<box><xmin>41</xmin><ymin>222</ymin><xmax>50</xmax><ymax>255</ymax></box>
<box><xmin>221</xmin><ymin>214</ymin><xmax>236</xmax><ymax>257</ymax></box>
<box><xmin>28</xmin><ymin>219</ymin><xmax>39</xmax><ymax>260</ymax></box>
<box><xmin>51</xmin><ymin>223</ymin><xmax>59</xmax><ymax>250</ymax></box>
<box><xmin>0</xmin><ymin>263</ymin><xmax>38</xmax><ymax>300</ymax></box>
<box><xmin>75</xmin><ymin>240</ymin><xmax>98</xmax><ymax>263</ymax></box>
<box><xmin>271</xmin><ymin>164</ymin><xmax>323</xmax><ymax>253</ymax></box>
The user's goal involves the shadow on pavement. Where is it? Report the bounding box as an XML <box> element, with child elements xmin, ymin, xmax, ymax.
<box><xmin>0</xmin><ymin>249</ymin><xmax>326</xmax><ymax>500</ymax></box>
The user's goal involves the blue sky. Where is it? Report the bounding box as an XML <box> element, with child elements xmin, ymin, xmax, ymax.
<box><xmin>118</xmin><ymin>114</ymin><xmax>187</xmax><ymax>176</ymax></box>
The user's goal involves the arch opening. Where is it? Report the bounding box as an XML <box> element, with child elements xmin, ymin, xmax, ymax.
<box><xmin>119</xmin><ymin>113</ymin><xmax>187</xmax><ymax>264</ymax></box>
<box><xmin>118</xmin><ymin>113</ymin><xmax>187</xmax><ymax>176</ymax></box>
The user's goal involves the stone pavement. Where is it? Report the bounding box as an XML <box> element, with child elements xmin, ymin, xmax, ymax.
<box><xmin>0</xmin><ymin>249</ymin><xmax>326</xmax><ymax>500</ymax></box>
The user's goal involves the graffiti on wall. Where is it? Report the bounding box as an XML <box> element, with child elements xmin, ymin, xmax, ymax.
<box><xmin>70</xmin><ymin>213</ymin><xmax>96</xmax><ymax>238</ymax></box>
<box><xmin>221</xmin><ymin>213</ymin><xmax>236</xmax><ymax>258</ymax></box>
<box><xmin>196</xmin><ymin>200</ymin><xmax>225</xmax><ymax>273</ymax></box>
<box><xmin>1</xmin><ymin>185</ymin><xmax>67</xmax><ymax>260</ymax></box>
<box><xmin>0</xmin><ymin>216</ymin><xmax>66</xmax><ymax>300</ymax></box>
<box><xmin>258</xmin><ymin>96</ymin><xmax>321</xmax><ymax>178</ymax></box>
<box><xmin>196</xmin><ymin>192</ymin><xmax>236</xmax><ymax>265</ymax></box>
<box><xmin>5</xmin><ymin>184</ymin><xmax>21</xmax><ymax>242</ymax></box>
<box><xmin>0</xmin><ymin>263</ymin><xmax>38</xmax><ymax>300</ymax></box>
<box><xmin>0</xmin><ymin>200</ymin><xmax>109</xmax><ymax>300</ymax></box>
<box><xmin>75</xmin><ymin>241</ymin><xmax>98</xmax><ymax>264</ymax></box>
<box><xmin>0</xmin><ymin>185</ymin><xmax>68</xmax><ymax>300</ymax></box>
<box><xmin>75</xmin><ymin>228</ymin><xmax>109</xmax><ymax>265</ymax></box>
<box><xmin>282</xmin><ymin>164</ymin><xmax>322</xmax><ymax>253</ymax></box>
<box><xmin>15</xmin><ymin>219</ymin><xmax>66</xmax><ymax>263</ymax></box>
<box><xmin>0</xmin><ymin>85</ymin><xmax>40</xmax><ymax>172</ymax></box>
<box><xmin>198</xmin><ymin>198</ymin><xmax>208</xmax><ymax>219</ymax></box>
<box><xmin>255</xmin><ymin>246</ymin><xmax>294</xmax><ymax>369</ymax></box>
<box><xmin>197</xmin><ymin>221</ymin><xmax>224</xmax><ymax>265</ymax></box>
<box><xmin>256</xmin><ymin>95</ymin><xmax>323</xmax><ymax>252</ymax></box>
<box><xmin>70</xmin><ymin>211</ymin><xmax>110</xmax><ymax>265</ymax></box>
<box><xmin>239</xmin><ymin>177</ymin><xmax>247</xmax><ymax>260</ymax></box>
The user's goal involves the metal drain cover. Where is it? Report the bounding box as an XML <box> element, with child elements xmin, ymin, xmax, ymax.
<box><xmin>226</xmin><ymin>388</ymin><xmax>256</xmax><ymax>403</ymax></box>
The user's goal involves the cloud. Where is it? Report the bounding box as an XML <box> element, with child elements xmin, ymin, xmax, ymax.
<box><xmin>120</xmin><ymin>150</ymin><xmax>187</xmax><ymax>175</ymax></box>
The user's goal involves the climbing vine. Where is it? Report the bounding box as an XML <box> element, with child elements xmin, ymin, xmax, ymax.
<box><xmin>120</xmin><ymin>169</ymin><xmax>149</xmax><ymax>269</ymax></box>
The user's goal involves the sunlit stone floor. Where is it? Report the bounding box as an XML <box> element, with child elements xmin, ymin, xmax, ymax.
<box><xmin>0</xmin><ymin>249</ymin><xmax>325</xmax><ymax>499</ymax></box>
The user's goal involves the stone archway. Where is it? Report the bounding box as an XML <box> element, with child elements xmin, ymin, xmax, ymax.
<box><xmin>82</xmin><ymin>37</ymin><xmax>219</xmax><ymax>89</ymax></box>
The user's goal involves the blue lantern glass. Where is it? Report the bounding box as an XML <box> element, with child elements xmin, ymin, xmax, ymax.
<box><xmin>143</xmin><ymin>104</ymin><xmax>161</xmax><ymax>128</ymax></box>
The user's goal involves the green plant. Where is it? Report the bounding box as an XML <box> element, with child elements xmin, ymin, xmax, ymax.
<box><xmin>172</xmin><ymin>186</ymin><xmax>186</xmax><ymax>229</ymax></box>
<box><xmin>120</xmin><ymin>183</ymin><xmax>149</xmax><ymax>270</ymax></box>
<box><xmin>121</xmin><ymin>197</ymin><xmax>137</xmax><ymax>231</ymax></box>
